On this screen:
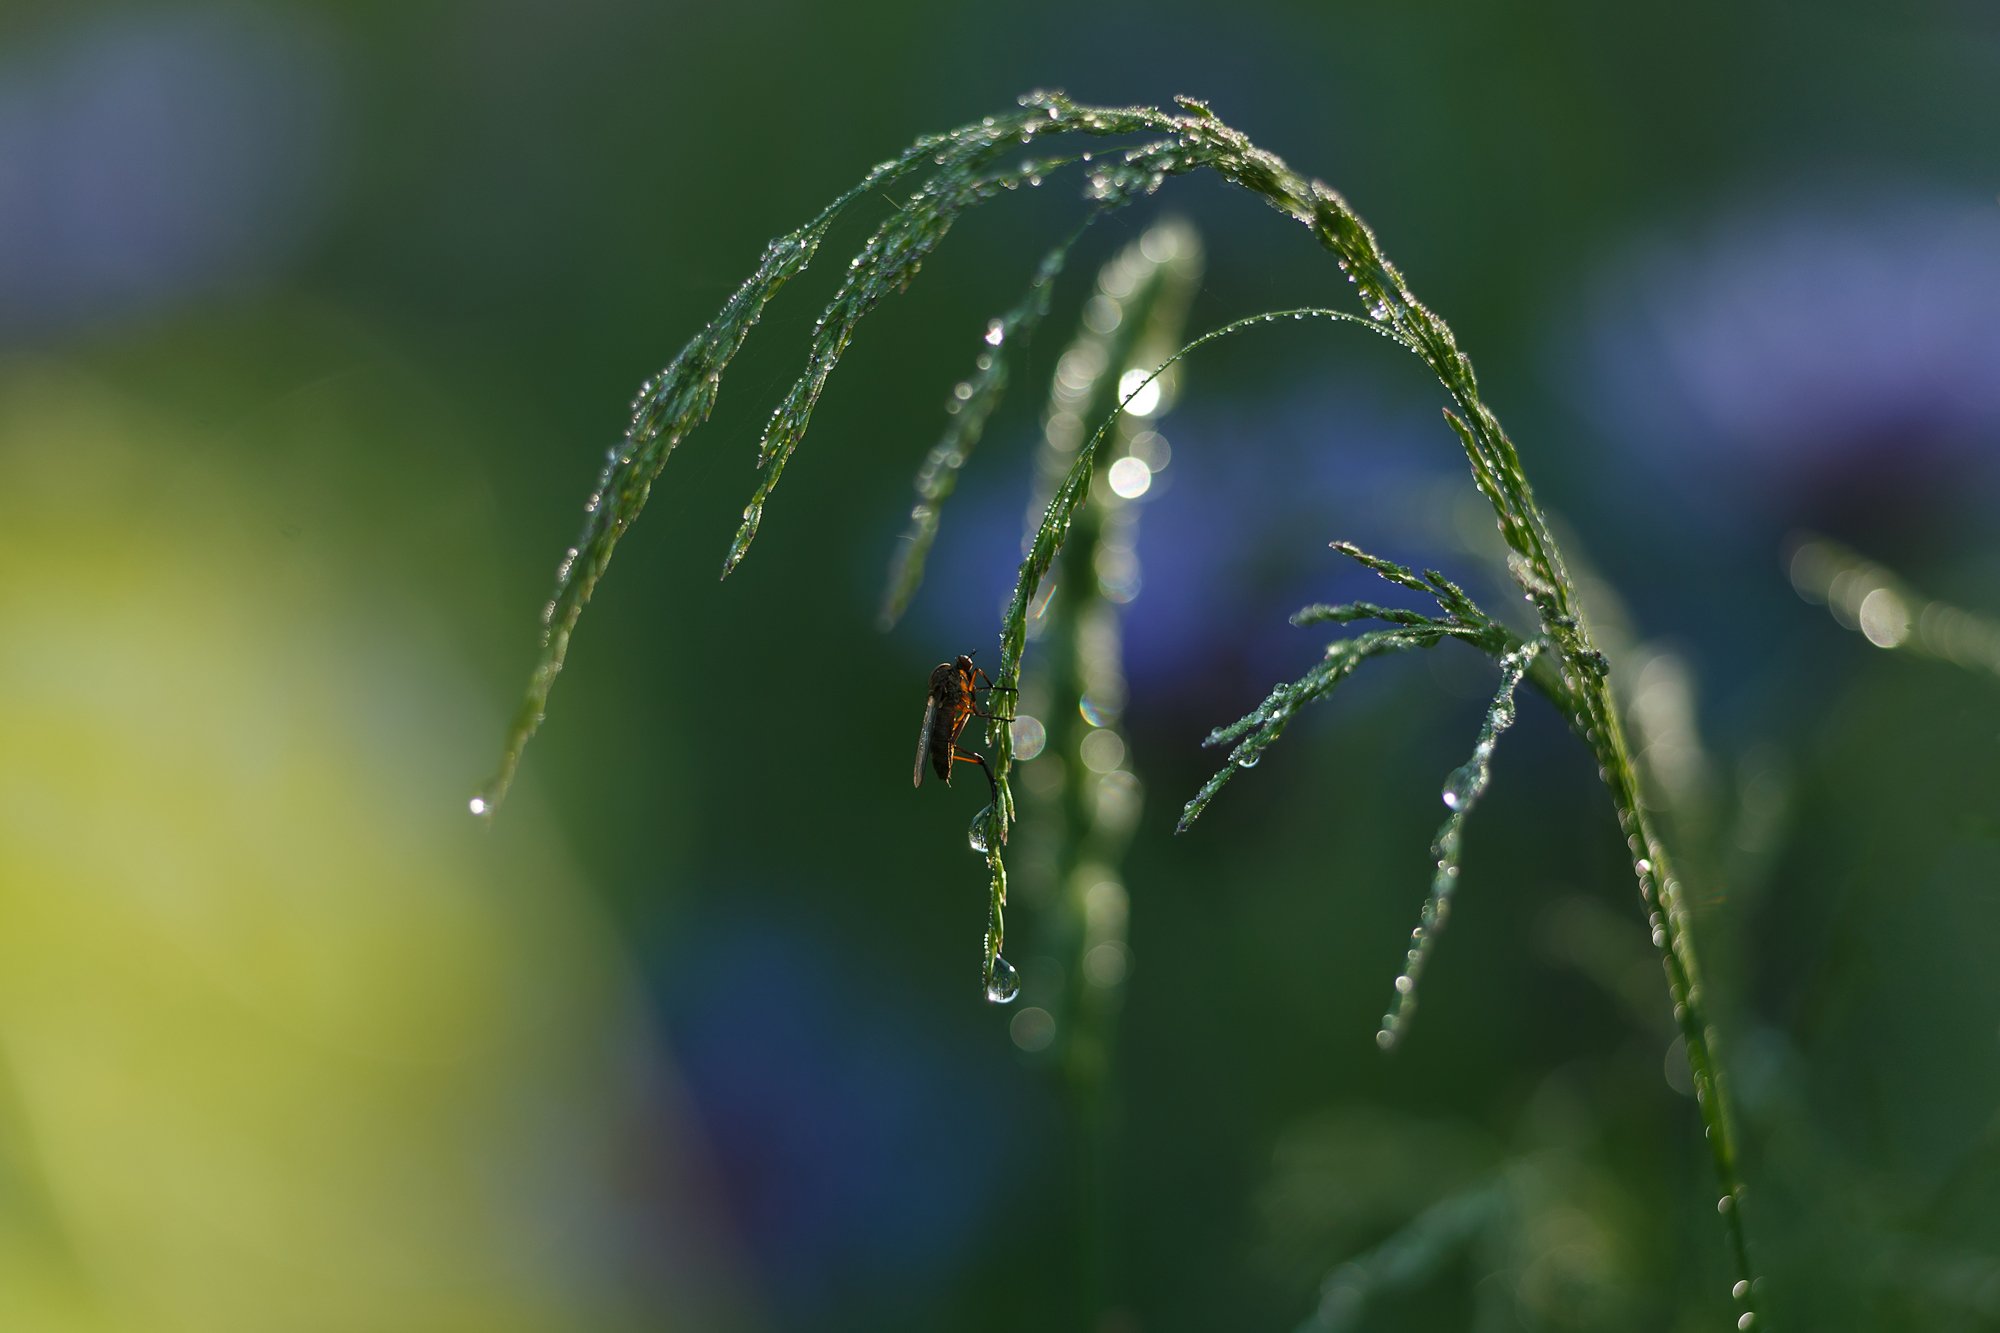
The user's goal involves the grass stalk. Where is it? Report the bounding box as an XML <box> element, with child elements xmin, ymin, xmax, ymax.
<box><xmin>485</xmin><ymin>92</ymin><xmax>1761</xmax><ymax>1320</ymax></box>
<box><xmin>998</xmin><ymin>220</ymin><xmax>1200</xmax><ymax>1320</ymax></box>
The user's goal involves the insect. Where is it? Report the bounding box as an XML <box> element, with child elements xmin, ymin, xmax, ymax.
<box><xmin>913</xmin><ymin>653</ymin><xmax>1015</xmax><ymax>800</ymax></box>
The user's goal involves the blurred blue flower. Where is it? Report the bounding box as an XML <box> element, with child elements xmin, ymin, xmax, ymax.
<box><xmin>651</xmin><ymin>906</ymin><xmax>1023</xmax><ymax>1325</ymax></box>
<box><xmin>1124</xmin><ymin>390</ymin><xmax>1454</xmax><ymax>700</ymax></box>
<box><xmin>0</xmin><ymin>9</ymin><xmax>339</xmax><ymax>342</ymax></box>
<box><xmin>896</xmin><ymin>377</ymin><xmax>1463</xmax><ymax>714</ymax></box>
<box><xmin>1567</xmin><ymin>190</ymin><xmax>2000</xmax><ymax>545</ymax></box>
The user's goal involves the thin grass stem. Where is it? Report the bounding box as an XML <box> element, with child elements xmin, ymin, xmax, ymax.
<box><xmin>485</xmin><ymin>94</ymin><xmax>1761</xmax><ymax>1318</ymax></box>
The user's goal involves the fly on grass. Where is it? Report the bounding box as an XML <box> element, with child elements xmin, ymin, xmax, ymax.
<box><xmin>913</xmin><ymin>652</ymin><xmax>1014</xmax><ymax>802</ymax></box>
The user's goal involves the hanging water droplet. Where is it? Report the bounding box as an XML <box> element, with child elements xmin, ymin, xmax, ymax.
<box><xmin>468</xmin><ymin>794</ymin><xmax>491</xmax><ymax>817</ymax></box>
<box><xmin>985</xmin><ymin>956</ymin><xmax>1021</xmax><ymax>1004</ymax></box>
<box><xmin>1235</xmin><ymin>748</ymin><xmax>1261</xmax><ymax>768</ymax></box>
<box><xmin>1441</xmin><ymin>762</ymin><xmax>1479</xmax><ymax>810</ymax></box>
<box><xmin>968</xmin><ymin>806</ymin><xmax>993</xmax><ymax>854</ymax></box>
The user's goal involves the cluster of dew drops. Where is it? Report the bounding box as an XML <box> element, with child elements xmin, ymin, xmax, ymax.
<box><xmin>965</xmin><ymin>803</ymin><xmax>1020</xmax><ymax>1003</ymax></box>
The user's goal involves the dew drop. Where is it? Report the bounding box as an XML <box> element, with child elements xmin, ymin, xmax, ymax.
<box><xmin>1732</xmin><ymin>1280</ymin><xmax>1749</xmax><ymax>1301</ymax></box>
<box><xmin>985</xmin><ymin>956</ymin><xmax>1021</xmax><ymax>1004</ymax></box>
<box><xmin>1236</xmin><ymin>751</ymin><xmax>1260</xmax><ymax>768</ymax></box>
<box><xmin>1440</xmin><ymin>762</ymin><xmax>1479</xmax><ymax>810</ymax></box>
<box><xmin>468</xmin><ymin>795</ymin><xmax>490</xmax><ymax>817</ymax></box>
<box><xmin>968</xmin><ymin>806</ymin><xmax>993</xmax><ymax>855</ymax></box>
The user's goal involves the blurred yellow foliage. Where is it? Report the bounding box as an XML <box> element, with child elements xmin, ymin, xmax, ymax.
<box><xmin>0</xmin><ymin>363</ymin><xmax>735</xmax><ymax>1332</ymax></box>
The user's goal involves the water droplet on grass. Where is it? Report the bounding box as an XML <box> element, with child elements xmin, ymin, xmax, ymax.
<box><xmin>968</xmin><ymin>806</ymin><xmax>993</xmax><ymax>854</ymax></box>
<box><xmin>1441</xmin><ymin>762</ymin><xmax>1479</xmax><ymax>810</ymax></box>
<box><xmin>985</xmin><ymin>956</ymin><xmax>1020</xmax><ymax>1004</ymax></box>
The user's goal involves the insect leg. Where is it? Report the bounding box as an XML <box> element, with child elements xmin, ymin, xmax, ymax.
<box><xmin>952</xmin><ymin>747</ymin><xmax>999</xmax><ymax>801</ymax></box>
<box><xmin>971</xmin><ymin>667</ymin><xmax>1017</xmax><ymax>695</ymax></box>
<box><xmin>968</xmin><ymin>676</ymin><xmax>1018</xmax><ymax>724</ymax></box>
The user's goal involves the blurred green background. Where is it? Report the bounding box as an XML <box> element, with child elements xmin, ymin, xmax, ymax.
<box><xmin>3</xmin><ymin>2</ymin><xmax>1998</xmax><ymax>1329</ymax></box>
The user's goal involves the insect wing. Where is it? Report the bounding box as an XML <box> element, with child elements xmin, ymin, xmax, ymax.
<box><xmin>913</xmin><ymin>694</ymin><xmax>940</xmax><ymax>788</ymax></box>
